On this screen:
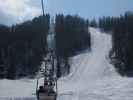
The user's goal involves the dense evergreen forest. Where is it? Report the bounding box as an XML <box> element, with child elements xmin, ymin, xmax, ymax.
<box><xmin>0</xmin><ymin>14</ymin><xmax>91</xmax><ymax>79</ymax></box>
<box><xmin>1</xmin><ymin>11</ymin><xmax>133</xmax><ymax>78</ymax></box>
<box><xmin>55</xmin><ymin>14</ymin><xmax>91</xmax><ymax>78</ymax></box>
<box><xmin>99</xmin><ymin>11</ymin><xmax>133</xmax><ymax>76</ymax></box>
<box><xmin>0</xmin><ymin>15</ymin><xmax>50</xmax><ymax>79</ymax></box>
<box><xmin>55</xmin><ymin>15</ymin><xmax>90</xmax><ymax>57</ymax></box>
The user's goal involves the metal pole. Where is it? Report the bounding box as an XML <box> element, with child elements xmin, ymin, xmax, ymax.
<box><xmin>56</xmin><ymin>78</ymin><xmax>58</xmax><ymax>96</ymax></box>
<box><xmin>41</xmin><ymin>0</ymin><xmax>45</xmax><ymax>16</ymax></box>
<box><xmin>41</xmin><ymin>0</ymin><xmax>46</xmax><ymax>54</ymax></box>
<box><xmin>36</xmin><ymin>78</ymin><xmax>39</xmax><ymax>95</ymax></box>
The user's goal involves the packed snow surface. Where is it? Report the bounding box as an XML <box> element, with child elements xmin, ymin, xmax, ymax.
<box><xmin>57</xmin><ymin>28</ymin><xmax>133</xmax><ymax>100</ymax></box>
<box><xmin>1</xmin><ymin>28</ymin><xmax>133</xmax><ymax>100</ymax></box>
<box><xmin>0</xmin><ymin>79</ymin><xmax>36</xmax><ymax>99</ymax></box>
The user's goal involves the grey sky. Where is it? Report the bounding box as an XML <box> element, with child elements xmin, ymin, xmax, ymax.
<box><xmin>0</xmin><ymin>0</ymin><xmax>133</xmax><ymax>25</ymax></box>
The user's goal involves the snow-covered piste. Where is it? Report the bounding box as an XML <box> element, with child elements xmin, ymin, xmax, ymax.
<box><xmin>1</xmin><ymin>28</ymin><xmax>133</xmax><ymax>100</ymax></box>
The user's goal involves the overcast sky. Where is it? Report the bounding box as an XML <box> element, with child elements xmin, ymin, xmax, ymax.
<box><xmin>0</xmin><ymin>0</ymin><xmax>133</xmax><ymax>25</ymax></box>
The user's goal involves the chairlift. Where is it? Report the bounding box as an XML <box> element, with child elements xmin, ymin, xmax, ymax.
<box><xmin>36</xmin><ymin>1</ymin><xmax>57</xmax><ymax>99</ymax></box>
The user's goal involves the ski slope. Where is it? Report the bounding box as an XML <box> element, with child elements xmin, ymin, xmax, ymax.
<box><xmin>1</xmin><ymin>28</ymin><xmax>133</xmax><ymax>100</ymax></box>
<box><xmin>57</xmin><ymin>28</ymin><xmax>133</xmax><ymax>100</ymax></box>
